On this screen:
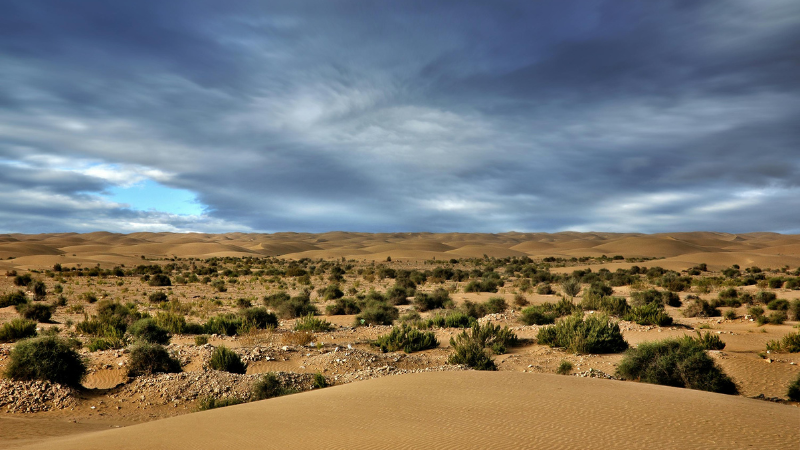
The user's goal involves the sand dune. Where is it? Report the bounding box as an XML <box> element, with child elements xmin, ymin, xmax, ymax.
<box><xmin>0</xmin><ymin>232</ymin><xmax>798</xmax><ymax>269</ymax></box>
<box><xmin>14</xmin><ymin>372</ymin><xmax>798</xmax><ymax>450</ymax></box>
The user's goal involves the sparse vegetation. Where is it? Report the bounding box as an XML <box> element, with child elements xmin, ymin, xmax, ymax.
<box><xmin>537</xmin><ymin>313</ymin><xmax>628</xmax><ymax>354</ymax></box>
<box><xmin>766</xmin><ymin>332</ymin><xmax>800</xmax><ymax>353</ymax></box>
<box><xmin>0</xmin><ymin>318</ymin><xmax>38</xmax><ymax>343</ymax></box>
<box><xmin>556</xmin><ymin>360</ymin><xmax>573</xmax><ymax>375</ymax></box>
<box><xmin>294</xmin><ymin>314</ymin><xmax>334</xmax><ymax>332</ymax></box>
<box><xmin>251</xmin><ymin>372</ymin><xmax>297</xmax><ymax>400</ymax></box>
<box><xmin>127</xmin><ymin>342</ymin><xmax>182</xmax><ymax>377</ymax></box>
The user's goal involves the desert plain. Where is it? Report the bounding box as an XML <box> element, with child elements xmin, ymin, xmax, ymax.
<box><xmin>0</xmin><ymin>231</ymin><xmax>798</xmax><ymax>449</ymax></box>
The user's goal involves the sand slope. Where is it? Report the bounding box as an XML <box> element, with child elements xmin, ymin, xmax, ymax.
<box><xmin>1</xmin><ymin>232</ymin><xmax>799</xmax><ymax>270</ymax></box>
<box><xmin>15</xmin><ymin>372</ymin><xmax>798</xmax><ymax>450</ymax></box>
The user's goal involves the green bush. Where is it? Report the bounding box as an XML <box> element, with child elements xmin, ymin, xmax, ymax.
<box><xmin>87</xmin><ymin>336</ymin><xmax>125</xmax><ymax>351</ymax></box>
<box><xmin>754</xmin><ymin>291</ymin><xmax>777</xmax><ymax>303</ymax></box>
<box><xmin>385</xmin><ymin>284</ymin><xmax>414</xmax><ymax>305</ymax></box>
<box><xmin>0</xmin><ymin>318</ymin><xmax>38</xmax><ymax>343</ymax></box>
<box><xmin>520</xmin><ymin>305</ymin><xmax>558</xmax><ymax>325</ymax></box>
<box><xmin>484</xmin><ymin>297</ymin><xmax>508</xmax><ymax>314</ymax></box>
<box><xmin>788</xmin><ymin>373</ymin><xmax>800</xmax><ymax>402</ymax></box>
<box><xmin>209</xmin><ymin>345</ymin><xmax>246</xmax><ymax>374</ymax></box>
<box><xmin>413</xmin><ymin>288</ymin><xmax>452</xmax><ymax>312</ymax></box>
<box><xmin>447</xmin><ymin>339</ymin><xmax>496</xmax><ymax>370</ymax></box>
<box><xmin>251</xmin><ymin>372</ymin><xmax>296</xmax><ymax>400</ymax></box>
<box><xmin>767</xmin><ymin>299</ymin><xmax>790</xmax><ymax>311</ymax></box>
<box><xmin>275</xmin><ymin>294</ymin><xmax>318</xmax><ymax>319</ymax></box>
<box><xmin>154</xmin><ymin>311</ymin><xmax>188</xmax><ymax>334</ymax></box>
<box><xmin>263</xmin><ymin>291</ymin><xmax>291</xmax><ymax>307</ymax></box>
<box><xmin>17</xmin><ymin>302</ymin><xmax>53</xmax><ymax>323</ymax></box>
<box><xmin>204</xmin><ymin>314</ymin><xmax>243</xmax><ymax>336</ymax></box>
<box><xmin>325</xmin><ymin>297</ymin><xmax>361</xmax><ymax>315</ymax></box>
<box><xmin>623</xmin><ymin>303</ymin><xmax>673</xmax><ymax>326</ymax></box>
<box><xmin>616</xmin><ymin>338</ymin><xmax>738</xmax><ymax>395</ymax></box>
<box><xmin>148</xmin><ymin>291</ymin><xmax>168</xmax><ymax>303</ymax></box>
<box><xmin>537</xmin><ymin>284</ymin><xmax>554</xmax><ymax>295</ymax></box>
<box><xmin>691</xmin><ymin>331</ymin><xmax>726</xmax><ymax>350</ymax></box>
<box><xmin>537</xmin><ymin>313</ymin><xmax>628</xmax><ymax>354</ymax></box>
<box><xmin>148</xmin><ymin>274</ymin><xmax>172</xmax><ymax>287</ymax></box>
<box><xmin>5</xmin><ymin>336</ymin><xmax>86</xmax><ymax>386</ymax></box>
<box><xmin>463</xmin><ymin>279</ymin><xmax>499</xmax><ymax>293</ymax></box>
<box><xmin>0</xmin><ymin>290</ymin><xmax>28</xmax><ymax>308</ymax></box>
<box><xmin>757</xmin><ymin>311</ymin><xmax>787</xmax><ymax>325</ymax></box>
<box><xmin>355</xmin><ymin>300</ymin><xmax>398</xmax><ymax>326</ymax></box>
<box><xmin>240</xmin><ymin>307</ymin><xmax>278</xmax><ymax>329</ymax></box>
<box><xmin>631</xmin><ymin>289</ymin><xmax>680</xmax><ymax>307</ymax></box>
<box><xmin>29</xmin><ymin>280</ymin><xmax>47</xmax><ymax>301</ymax></box>
<box><xmin>580</xmin><ymin>292</ymin><xmax>630</xmax><ymax>316</ymax></box>
<box><xmin>417</xmin><ymin>311</ymin><xmax>475</xmax><ymax>329</ymax></box>
<box><xmin>294</xmin><ymin>314</ymin><xmax>334</xmax><ymax>332</ymax></box>
<box><xmin>313</xmin><ymin>372</ymin><xmax>328</xmax><ymax>389</ymax></box>
<box><xmin>128</xmin><ymin>318</ymin><xmax>170</xmax><ymax>344</ymax></box>
<box><xmin>194</xmin><ymin>335</ymin><xmax>209</xmax><ymax>346</ymax></box>
<box><xmin>320</xmin><ymin>284</ymin><xmax>344</xmax><ymax>300</ymax></box>
<box><xmin>766</xmin><ymin>332</ymin><xmax>800</xmax><ymax>353</ymax></box>
<box><xmin>197</xmin><ymin>396</ymin><xmax>243</xmax><ymax>411</ymax></box>
<box><xmin>449</xmin><ymin>322</ymin><xmax>519</xmax><ymax>356</ymax></box>
<box><xmin>375</xmin><ymin>324</ymin><xmax>438</xmax><ymax>353</ymax></box>
<box><xmin>556</xmin><ymin>360</ymin><xmax>573</xmax><ymax>375</ymax></box>
<box><xmin>789</xmin><ymin>299</ymin><xmax>800</xmax><ymax>321</ymax></box>
<box><xmin>127</xmin><ymin>342</ymin><xmax>181</xmax><ymax>377</ymax></box>
<box><xmin>560</xmin><ymin>278</ymin><xmax>581</xmax><ymax>298</ymax></box>
<box><xmin>683</xmin><ymin>299</ymin><xmax>720</xmax><ymax>318</ymax></box>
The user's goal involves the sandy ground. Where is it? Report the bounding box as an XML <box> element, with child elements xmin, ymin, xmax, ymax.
<box><xmin>1</xmin><ymin>231</ymin><xmax>799</xmax><ymax>448</ymax></box>
<box><xmin>10</xmin><ymin>371</ymin><xmax>799</xmax><ymax>450</ymax></box>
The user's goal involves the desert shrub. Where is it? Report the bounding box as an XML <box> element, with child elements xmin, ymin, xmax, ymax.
<box><xmin>0</xmin><ymin>318</ymin><xmax>37</xmax><ymax>343</ymax></box>
<box><xmin>263</xmin><ymin>291</ymin><xmax>291</xmax><ymax>307</ymax></box>
<box><xmin>355</xmin><ymin>300</ymin><xmax>398</xmax><ymax>326</ymax></box>
<box><xmin>580</xmin><ymin>293</ymin><xmax>630</xmax><ymax>316</ymax></box>
<box><xmin>148</xmin><ymin>274</ymin><xmax>172</xmax><ymax>287</ymax></box>
<box><xmin>449</xmin><ymin>322</ymin><xmax>519</xmax><ymax>356</ymax></box>
<box><xmin>723</xmin><ymin>309</ymin><xmax>737</xmax><ymax>320</ymax></box>
<box><xmin>788</xmin><ymin>373</ymin><xmax>800</xmax><ymax>402</ymax></box>
<box><xmin>375</xmin><ymin>324</ymin><xmax>438</xmax><ymax>353</ymax></box>
<box><xmin>240</xmin><ymin>307</ymin><xmax>278</xmax><ymax>329</ymax></box>
<box><xmin>320</xmin><ymin>284</ymin><xmax>344</xmax><ymax>300</ymax></box>
<box><xmin>484</xmin><ymin>297</ymin><xmax>508</xmax><ymax>314</ymax></box>
<box><xmin>204</xmin><ymin>314</ymin><xmax>243</xmax><ymax>336</ymax></box>
<box><xmin>463</xmin><ymin>279</ymin><xmax>499</xmax><ymax>293</ymax></box>
<box><xmin>757</xmin><ymin>311</ymin><xmax>787</xmax><ymax>325</ymax></box>
<box><xmin>236</xmin><ymin>298</ymin><xmax>252</xmax><ymax>308</ymax></box>
<box><xmin>767</xmin><ymin>299</ymin><xmax>790</xmax><ymax>311</ymax></box>
<box><xmin>413</xmin><ymin>288</ymin><xmax>452</xmax><ymax>312</ymax></box>
<box><xmin>294</xmin><ymin>314</ymin><xmax>334</xmax><ymax>332</ymax></box>
<box><xmin>520</xmin><ymin>305</ymin><xmax>558</xmax><ymax>325</ymax></box>
<box><xmin>82</xmin><ymin>292</ymin><xmax>98</xmax><ymax>303</ymax></box>
<box><xmin>556</xmin><ymin>360</ymin><xmax>573</xmax><ymax>375</ymax></box>
<box><xmin>17</xmin><ymin>302</ymin><xmax>53</xmax><ymax>322</ymax></box>
<box><xmin>154</xmin><ymin>312</ymin><xmax>188</xmax><ymax>334</ymax></box>
<box><xmin>417</xmin><ymin>311</ymin><xmax>475</xmax><ymax>329</ymax></box>
<box><xmin>513</xmin><ymin>293</ymin><xmax>529</xmax><ymax>307</ymax></box>
<box><xmin>623</xmin><ymin>303</ymin><xmax>673</xmax><ymax>326</ymax></box>
<box><xmin>209</xmin><ymin>345</ymin><xmax>246</xmax><ymax>374</ymax></box>
<box><xmin>537</xmin><ymin>313</ymin><xmax>628</xmax><ymax>354</ymax></box>
<box><xmin>754</xmin><ymin>291</ymin><xmax>777</xmax><ymax>303</ymax></box>
<box><xmin>148</xmin><ymin>291</ymin><xmax>168</xmax><ymax>303</ymax></box>
<box><xmin>5</xmin><ymin>336</ymin><xmax>86</xmax><ymax>386</ymax></box>
<box><xmin>398</xmin><ymin>310</ymin><xmax>422</xmax><ymax>324</ymax></box>
<box><xmin>210</xmin><ymin>279</ymin><xmax>226</xmax><ymax>292</ymax></box>
<box><xmin>447</xmin><ymin>339</ymin><xmax>496</xmax><ymax>371</ymax></box>
<box><xmin>631</xmin><ymin>289</ymin><xmax>679</xmax><ymax>307</ymax></box>
<box><xmin>128</xmin><ymin>318</ymin><xmax>170</xmax><ymax>345</ymax></box>
<box><xmin>281</xmin><ymin>331</ymin><xmax>314</xmax><ymax>346</ymax></box>
<box><xmin>29</xmin><ymin>280</ymin><xmax>46</xmax><ymax>301</ymax></box>
<box><xmin>194</xmin><ymin>335</ymin><xmax>209</xmax><ymax>346</ymax></box>
<box><xmin>197</xmin><ymin>396</ymin><xmax>243</xmax><ymax>411</ymax></box>
<box><xmin>325</xmin><ymin>297</ymin><xmax>361</xmax><ymax>315</ymax></box>
<box><xmin>560</xmin><ymin>278</ymin><xmax>581</xmax><ymax>298</ymax></box>
<box><xmin>766</xmin><ymin>332</ymin><xmax>800</xmax><ymax>353</ymax></box>
<box><xmin>785</xmin><ymin>278</ymin><xmax>800</xmax><ymax>290</ymax></box>
<box><xmin>748</xmin><ymin>305</ymin><xmax>764</xmax><ymax>318</ymax></box>
<box><xmin>251</xmin><ymin>373</ymin><xmax>296</xmax><ymax>400</ymax></box>
<box><xmin>0</xmin><ymin>290</ymin><xmax>28</xmax><ymax>308</ymax></box>
<box><xmin>313</xmin><ymin>372</ymin><xmax>328</xmax><ymax>389</ymax></box>
<box><xmin>275</xmin><ymin>294</ymin><xmax>318</xmax><ymax>319</ymax></box>
<box><xmin>385</xmin><ymin>284</ymin><xmax>415</xmax><ymax>305</ymax></box>
<box><xmin>767</xmin><ymin>277</ymin><xmax>784</xmax><ymax>289</ymax></box>
<box><xmin>127</xmin><ymin>342</ymin><xmax>181</xmax><ymax>377</ymax></box>
<box><xmin>537</xmin><ymin>284</ymin><xmax>554</xmax><ymax>295</ymax></box>
<box><xmin>13</xmin><ymin>274</ymin><xmax>33</xmax><ymax>287</ymax></box>
<box><xmin>789</xmin><ymin>299</ymin><xmax>800</xmax><ymax>321</ymax></box>
<box><xmin>683</xmin><ymin>299</ymin><xmax>720</xmax><ymax>318</ymax></box>
<box><xmin>689</xmin><ymin>331</ymin><xmax>726</xmax><ymax>350</ymax></box>
<box><xmin>87</xmin><ymin>337</ymin><xmax>125</xmax><ymax>351</ymax></box>
<box><xmin>616</xmin><ymin>338</ymin><xmax>738</xmax><ymax>395</ymax></box>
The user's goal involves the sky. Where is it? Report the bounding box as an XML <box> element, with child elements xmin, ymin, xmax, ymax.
<box><xmin>1</xmin><ymin>0</ymin><xmax>799</xmax><ymax>234</ymax></box>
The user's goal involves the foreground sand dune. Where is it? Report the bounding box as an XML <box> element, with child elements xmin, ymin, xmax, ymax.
<box><xmin>2</xmin><ymin>232</ymin><xmax>800</xmax><ymax>271</ymax></box>
<box><xmin>15</xmin><ymin>372</ymin><xmax>799</xmax><ymax>450</ymax></box>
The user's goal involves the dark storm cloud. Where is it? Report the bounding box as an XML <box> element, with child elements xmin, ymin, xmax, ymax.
<box><xmin>0</xmin><ymin>0</ymin><xmax>798</xmax><ymax>233</ymax></box>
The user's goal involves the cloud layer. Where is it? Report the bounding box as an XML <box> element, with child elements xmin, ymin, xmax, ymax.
<box><xmin>1</xmin><ymin>1</ymin><xmax>799</xmax><ymax>233</ymax></box>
